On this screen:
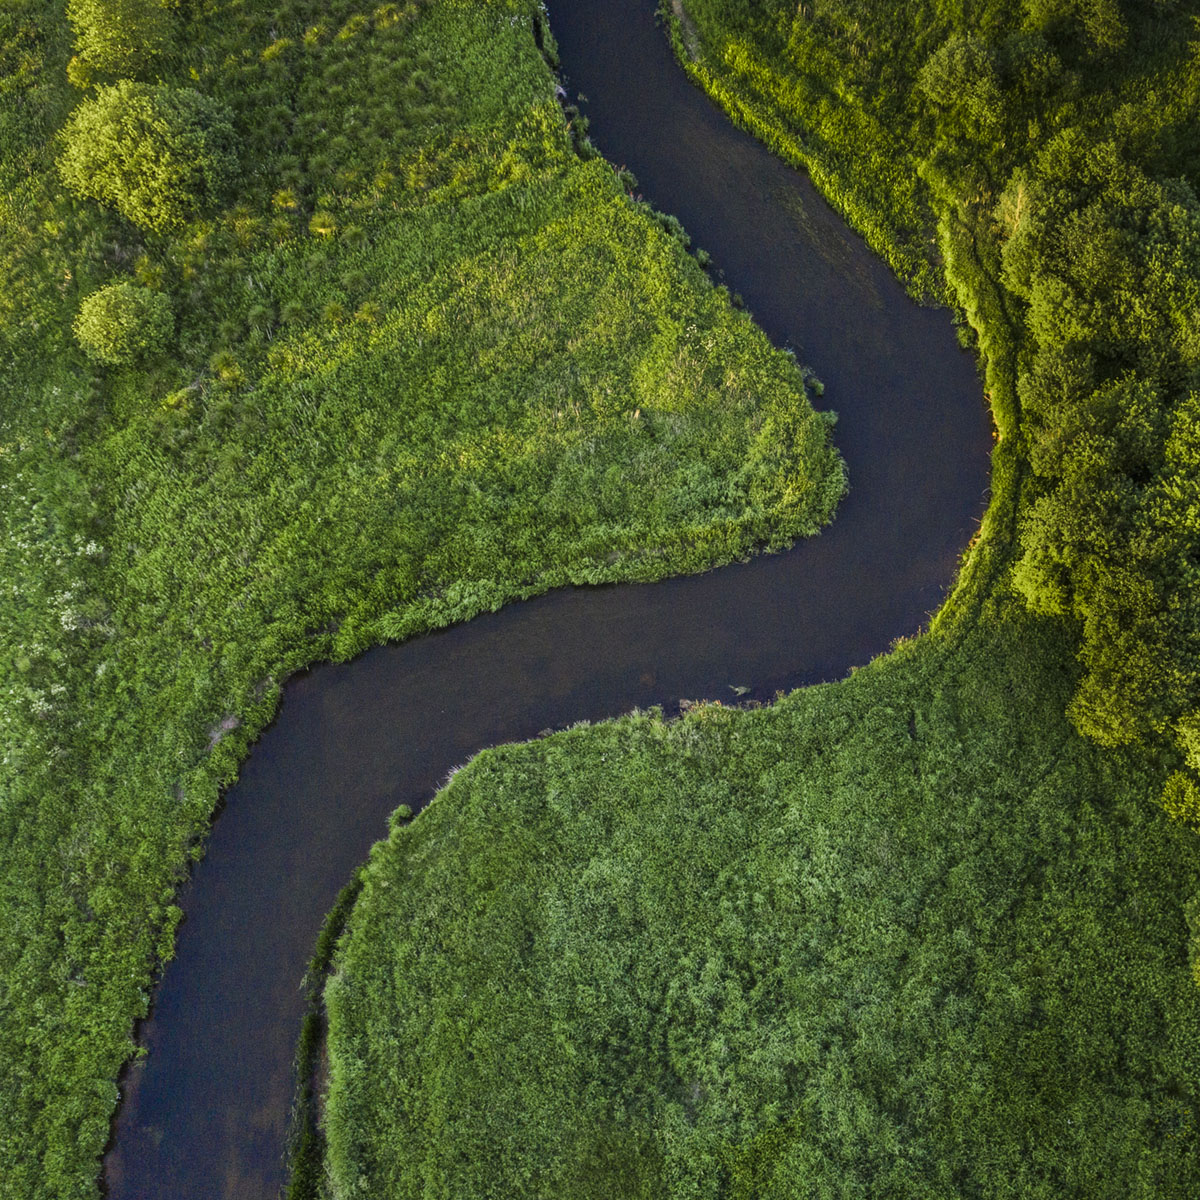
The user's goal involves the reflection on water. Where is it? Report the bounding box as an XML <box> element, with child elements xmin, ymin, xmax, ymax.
<box><xmin>768</xmin><ymin>184</ymin><xmax>883</xmax><ymax>309</ymax></box>
<box><xmin>104</xmin><ymin>1</ymin><xmax>992</xmax><ymax>1196</ymax></box>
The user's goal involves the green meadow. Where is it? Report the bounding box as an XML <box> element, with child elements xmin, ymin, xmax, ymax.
<box><xmin>0</xmin><ymin>1</ymin><xmax>842</xmax><ymax>1194</ymax></box>
<box><xmin>323</xmin><ymin>592</ymin><xmax>1200</xmax><ymax>1199</ymax></box>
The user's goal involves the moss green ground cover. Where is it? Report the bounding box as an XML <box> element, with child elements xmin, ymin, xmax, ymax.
<box><xmin>0</xmin><ymin>1</ymin><xmax>842</xmax><ymax>1194</ymax></box>
<box><xmin>318</xmin><ymin>1</ymin><xmax>1200</xmax><ymax>1195</ymax></box>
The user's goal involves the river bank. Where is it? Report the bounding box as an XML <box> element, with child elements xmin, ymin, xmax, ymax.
<box><xmin>314</xmin><ymin>2</ymin><xmax>1200</xmax><ymax>1196</ymax></box>
<box><xmin>2</xmin><ymin>1</ymin><xmax>850</xmax><ymax>1195</ymax></box>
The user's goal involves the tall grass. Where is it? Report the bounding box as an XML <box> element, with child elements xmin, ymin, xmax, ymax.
<box><xmin>322</xmin><ymin>594</ymin><xmax>1200</xmax><ymax>1197</ymax></box>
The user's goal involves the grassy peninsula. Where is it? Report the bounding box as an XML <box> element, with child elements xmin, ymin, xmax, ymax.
<box><xmin>0</xmin><ymin>1</ymin><xmax>843</xmax><ymax>1195</ymax></box>
<box><xmin>324</xmin><ymin>598</ymin><xmax>1200</xmax><ymax>1198</ymax></box>
<box><xmin>317</xmin><ymin>0</ymin><xmax>1200</xmax><ymax>1195</ymax></box>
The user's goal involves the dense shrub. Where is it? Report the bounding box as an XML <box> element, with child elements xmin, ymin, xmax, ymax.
<box><xmin>917</xmin><ymin>35</ymin><xmax>1002</xmax><ymax>130</ymax></box>
<box><xmin>73</xmin><ymin>281</ymin><xmax>172</xmax><ymax>365</ymax></box>
<box><xmin>66</xmin><ymin>0</ymin><xmax>172</xmax><ymax>79</ymax></box>
<box><xmin>58</xmin><ymin>81</ymin><xmax>236</xmax><ymax>230</ymax></box>
<box><xmin>1001</xmin><ymin>135</ymin><xmax>1200</xmax><ymax>755</ymax></box>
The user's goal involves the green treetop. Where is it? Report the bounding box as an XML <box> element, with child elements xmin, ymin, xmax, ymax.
<box><xmin>74</xmin><ymin>281</ymin><xmax>172</xmax><ymax>365</ymax></box>
<box><xmin>59</xmin><ymin>81</ymin><xmax>236</xmax><ymax>231</ymax></box>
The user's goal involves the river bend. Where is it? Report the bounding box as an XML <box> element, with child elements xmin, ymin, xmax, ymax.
<box><xmin>104</xmin><ymin>1</ymin><xmax>992</xmax><ymax>1195</ymax></box>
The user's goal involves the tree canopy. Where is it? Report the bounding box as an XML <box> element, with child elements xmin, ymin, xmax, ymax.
<box><xmin>58</xmin><ymin>81</ymin><xmax>236</xmax><ymax>231</ymax></box>
<box><xmin>73</xmin><ymin>281</ymin><xmax>172</xmax><ymax>365</ymax></box>
<box><xmin>66</xmin><ymin>0</ymin><xmax>173</xmax><ymax>79</ymax></box>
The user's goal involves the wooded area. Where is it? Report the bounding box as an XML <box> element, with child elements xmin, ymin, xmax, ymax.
<box><xmin>680</xmin><ymin>0</ymin><xmax>1200</xmax><ymax>832</ymax></box>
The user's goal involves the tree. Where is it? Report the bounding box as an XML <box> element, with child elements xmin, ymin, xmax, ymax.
<box><xmin>74</xmin><ymin>282</ymin><xmax>172</xmax><ymax>365</ymax></box>
<box><xmin>59</xmin><ymin>82</ymin><xmax>236</xmax><ymax>232</ymax></box>
<box><xmin>917</xmin><ymin>36</ymin><xmax>1002</xmax><ymax>131</ymax></box>
<box><xmin>1023</xmin><ymin>0</ymin><xmax>1128</xmax><ymax>49</ymax></box>
<box><xmin>999</xmin><ymin>131</ymin><xmax>1200</xmax><ymax>783</ymax></box>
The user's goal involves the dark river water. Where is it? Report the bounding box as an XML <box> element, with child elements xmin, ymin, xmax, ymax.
<box><xmin>103</xmin><ymin>1</ymin><xmax>992</xmax><ymax>1195</ymax></box>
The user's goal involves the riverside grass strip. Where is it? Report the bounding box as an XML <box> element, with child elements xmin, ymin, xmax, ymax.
<box><xmin>0</xmin><ymin>1</ymin><xmax>843</xmax><ymax>1195</ymax></box>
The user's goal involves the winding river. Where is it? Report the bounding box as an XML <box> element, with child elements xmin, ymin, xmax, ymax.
<box><xmin>103</xmin><ymin>1</ymin><xmax>992</xmax><ymax>1196</ymax></box>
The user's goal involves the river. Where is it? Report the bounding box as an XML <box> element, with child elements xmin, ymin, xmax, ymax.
<box><xmin>103</xmin><ymin>1</ymin><xmax>992</xmax><ymax>1195</ymax></box>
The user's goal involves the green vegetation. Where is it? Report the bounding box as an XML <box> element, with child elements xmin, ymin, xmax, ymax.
<box><xmin>324</xmin><ymin>599</ymin><xmax>1200</xmax><ymax>1198</ymax></box>
<box><xmin>73</xmin><ymin>281</ymin><xmax>172</xmax><ymax>364</ymax></box>
<box><xmin>59</xmin><ymin>81</ymin><xmax>237</xmax><ymax>230</ymax></box>
<box><xmin>65</xmin><ymin>0</ymin><xmax>172</xmax><ymax>81</ymax></box>
<box><xmin>0</xmin><ymin>0</ymin><xmax>842</xmax><ymax>1194</ymax></box>
<box><xmin>315</xmin><ymin>0</ymin><xmax>1200</xmax><ymax>1195</ymax></box>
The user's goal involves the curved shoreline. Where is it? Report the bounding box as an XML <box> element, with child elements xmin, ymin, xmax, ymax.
<box><xmin>102</xmin><ymin>2</ymin><xmax>993</xmax><ymax>1196</ymax></box>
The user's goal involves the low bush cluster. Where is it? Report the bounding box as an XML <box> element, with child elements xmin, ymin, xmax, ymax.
<box><xmin>58</xmin><ymin>81</ymin><xmax>236</xmax><ymax>230</ymax></box>
<box><xmin>73</xmin><ymin>280</ymin><xmax>171</xmax><ymax>364</ymax></box>
<box><xmin>66</xmin><ymin>0</ymin><xmax>172</xmax><ymax>80</ymax></box>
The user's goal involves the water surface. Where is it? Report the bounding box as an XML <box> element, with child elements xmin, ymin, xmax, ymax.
<box><xmin>104</xmin><ymin>2</ymin><xmax>991</xmax><ymax>1195</ymax></box>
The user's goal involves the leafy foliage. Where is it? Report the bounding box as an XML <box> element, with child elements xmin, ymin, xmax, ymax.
<box><xmin>73</xmin><ymin>281</ymin><xmax>171</xmax><ymax>364</ymax></box>
<box><xmin>58</xmin><ymin>81</ymin><xmax>236</xmax><ymax>230</ymax></box>
<box><xmin>668</xmin><ymin>0</ymin><xmax>1200</xmax><ymax>836</ymax></box>
<box><xmin>65</xmin><ymin>0</ymin><xmax>172</xmax><ymax>79</ymax></box>
<box><xmin>916</xmin><ymin>35</ymin><xmax>1002</xmax><ymax>130</ymax></box>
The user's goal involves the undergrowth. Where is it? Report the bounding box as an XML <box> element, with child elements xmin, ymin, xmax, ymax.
<box><xmin>323</xmin><ymin>593</ymin><xmax>1200</xmax><ymax>1198</ymax></box>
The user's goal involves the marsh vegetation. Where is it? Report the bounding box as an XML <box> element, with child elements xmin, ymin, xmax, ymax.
<box><xmin>324</xmin><ymin>598</ymin><xmax>1200</xmax><ymax>1198</ymax></box>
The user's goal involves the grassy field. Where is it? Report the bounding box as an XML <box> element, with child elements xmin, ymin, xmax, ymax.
<box><xmin>316</xmin><ymin>0</ymin><xmax>1200</xmax><ymax>1195</ymax></box>
<box><xmin>0</xmin><ymin>1</ymin><xmax>843</xmax><ymax>1195</ymax></box>
<box><xmin>323</xmin><ymin>590</ymin><xmax>1200</xmax><ymax>1199</ymax></box>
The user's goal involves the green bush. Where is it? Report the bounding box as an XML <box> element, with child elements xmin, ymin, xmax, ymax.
<box><xmin>66</xmin><ymin>0</ymin><xmax>173</xmax><ymax>79</ymax></box>
<box><xmin>73</xmin><ymin>282</ymin><xmax>172</xmax><ymax>365</ymax></box>
<box><xmin>1163</xmin><ymin>772</ymin><xmax>1200</xmax><ymax>833</ymax></box>
<box><xmin>917</xmin><ymin>35</ymin><xmax>1002</xmax><ymax>130</ymax></box>
<box><xmin>58</xmin><ymin>82</ymin><xmax>236</xmax><ymax>231</ymax></box>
